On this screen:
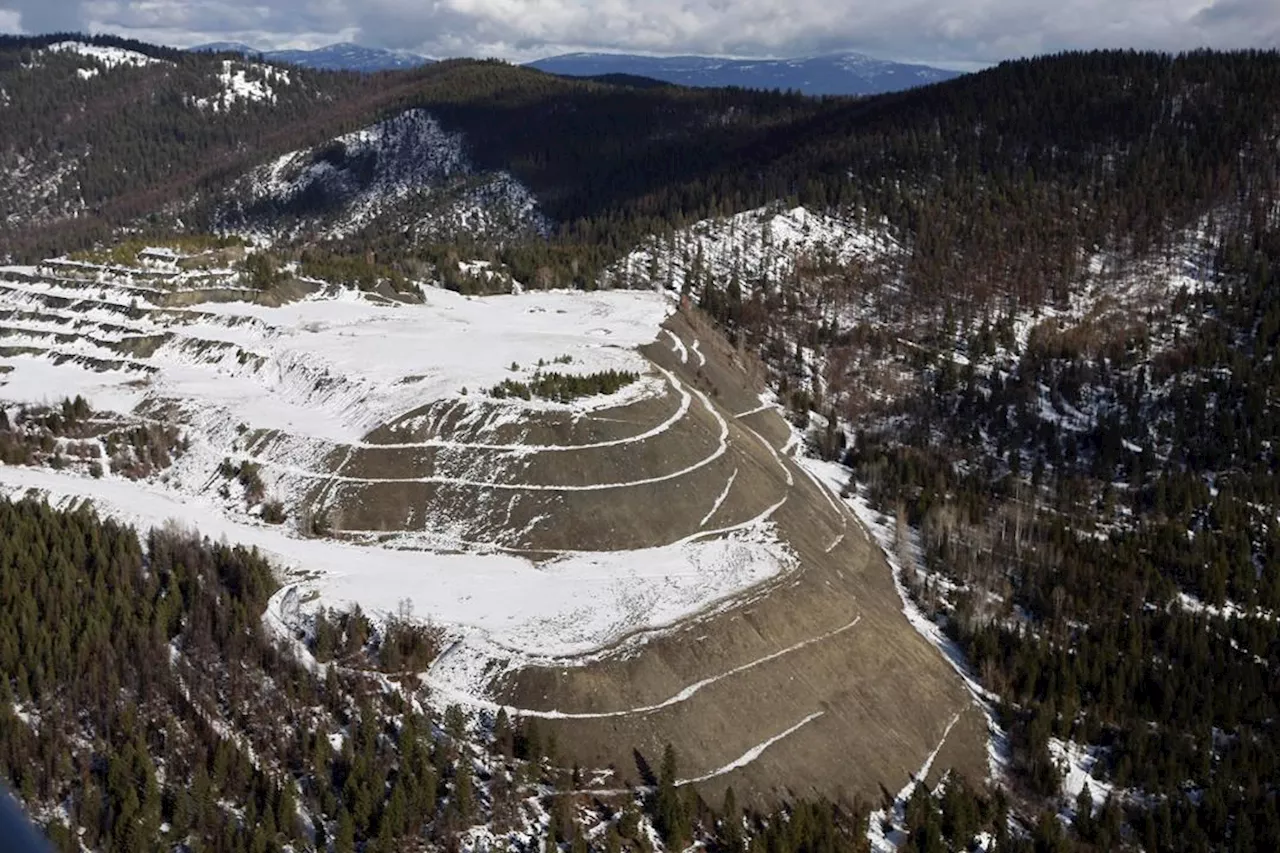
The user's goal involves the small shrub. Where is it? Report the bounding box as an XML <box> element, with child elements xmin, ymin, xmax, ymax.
<box><xmin>237</xmin><ymin>462</ymin><xmax>266</xmax><ymax>503</ymax></box>
<box><xmin>486</xmin><ymin>369</ymin><xmax>639</xmax><ymax>403</ymax></box>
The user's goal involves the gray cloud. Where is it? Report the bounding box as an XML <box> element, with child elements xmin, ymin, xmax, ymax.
<box><xmin>5</xmin><ymin>0</ymin><xmax>82</xmax><ymax>34</ymax></box>
<box><xmin>1</xmin><ymin>0</ymin><xmax>1277</xmax><ymax>66</ymax></box>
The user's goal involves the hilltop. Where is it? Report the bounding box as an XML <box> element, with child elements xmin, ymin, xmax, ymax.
<box><xmin>192</xmin><ymin>41</ymin><xmax>435</xmax><ymax>72</ymax></box>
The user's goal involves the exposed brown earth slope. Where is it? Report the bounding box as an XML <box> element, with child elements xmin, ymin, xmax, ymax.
<box><xmin>489</xmin><ymin>310</ymin><xmax>987</xmax><ymax>805</ymax></box>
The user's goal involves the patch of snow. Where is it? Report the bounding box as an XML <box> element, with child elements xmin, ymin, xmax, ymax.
<box><xmin>662</xmin><ymin>327</ymin><xmax>688</xmax><ymax>363</ymax></box>
<box><xmin>195</xmin><ymin>60</ymin><xmax>290</xmax><ymax>111</ymax></box>
<box><xmin>699</xmin><ymin>468</ymin><xmax>738</xmax><ymax>527</ymax></box>
<box><xmin>734</xmin><ymin>402</ymin><xmax>774</xmax><ymax>418</ymax></box>
<box><xmin>11</xmin><ymin>703</ymin><xmax>37</xmax><ymax>729</ymax></box>
<box><xmin>677</xmin><ymin>711</ymin><xmax>824</xmax><ymax>785</ymax></box>
<box><xmin>43</xmin><ymin>41</ymin><xmax>164</xmax><ymax>71</ymax></box>
<box><xmin>1049</xmin><ymin>737</ymin><xmax>1114</xmax><ymax>812</ymax></box>
<box><xmin>228</xmin><ymin>109</ymin><xmax>547</xmax><ymax>242</ymax></box>
<box><xmin>1176</xmin><ymin>591</ymin><xmax>1278</xmax><ymax>623</ymax></box>
<box><xmin>604</xmin><ymin>204</ymin><xmax>897</xmax><ymax>296</ymax></box>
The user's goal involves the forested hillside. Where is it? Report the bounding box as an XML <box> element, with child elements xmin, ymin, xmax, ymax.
<box><xmin>0</xmin><ymin>496</ymin><xmax>1105</xmax><ymax>852</ymax></box>
<box><xmin>828</xmin><ymin>218</ymin><xmax>1280</xmax><ymax>850</ymax></box>
<box><xmin>5</xmin><ymin>37</ymin><xmax>1279</xmax><ymax>293</ymax></box>
<box><xmin>0</xmin><ymin>498</ymin><xmax>894</xmax><ymax>853</ymax></box>
<box><xmin>0</xmin><ymin>34</ymin><xmax>829</xmax><ymax>264</ymax></box>
<box><xmin>669</xmin><ymin>51</ymin><xmax>1280</xmax><ymax>853</ymax></box>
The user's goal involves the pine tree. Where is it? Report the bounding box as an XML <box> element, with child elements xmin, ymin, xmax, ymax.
<box><xmin>1074</xmin><ymin>783</ymin><xmax>1093</xmax><ymax>840</ymax></box>
<box><xmin>720</xmin><ymin>786</ymin><xmax>743</xmax><ymax>851</ymax></box>
<box><xmin>494</xmin><ymin>707</ymin><xmax>514</xmax><ymax>757</ymax></box>
<box><xmin>334</xmin><ymin>808</ymin><xmax>356</xmax><ymax>853</ymax></box>
<box><xmin>655</xmin><ymin>743</ymin><xmax>688</xmax><ymax>850</ymax></box>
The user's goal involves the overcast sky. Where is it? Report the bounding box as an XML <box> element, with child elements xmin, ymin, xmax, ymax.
<box><xmin>0</xmin><ymin>0</ymin><xmax>1276</xmax><ymax>68</ymax></box>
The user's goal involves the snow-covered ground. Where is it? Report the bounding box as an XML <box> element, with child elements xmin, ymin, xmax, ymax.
<box><xmin>603</xmin><ymin>204</ymin><xmax>898</xmax><ymax>295</ymax></box>
<box><xmin>195</xmin><ymin>59</ymin><xmax>291</xmax><ymax>111</ymax></box>
<box><xmin>0</xmin><ymin>266</ymin><xmax>696</xmax><ymax>548</ymax></box>
<box><xmin>0</xmin><ymin>356</ymin><xmax>147</xmax><ymax>415</ymax></box>
<box><xmin>1176</xmin><ymin>591</ymin><xmax>1279</xmax><ymax>623</ymax></box>
<box><xmin>0</xmin><ymin>273</ymin><xmax>671</xmax><ymax>443</ymax></box>
<box><xmin>1049</xmin><ymin>737</ymin><xmax>1115</xmax><ymax>812</ymax></box>
<box><xmin>42</xmin><ymin>41</ymin><xmax>166</xmax><ymax>72</ymax></box>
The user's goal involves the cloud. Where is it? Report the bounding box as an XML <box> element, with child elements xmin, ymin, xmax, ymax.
<box><xmin>1193</xmin><ymin>0</ymin><xmax>1280</xmax><ymax>45</ymax></box>
<box><xmin>1</xmin><ymin>0</ymin><xmax>1277</xmax><ymax>65</ymax></box>
<box><xmin>4</xmin><ymin>0</ymin><xmax>83</xmax><ymax>34</ymax></box>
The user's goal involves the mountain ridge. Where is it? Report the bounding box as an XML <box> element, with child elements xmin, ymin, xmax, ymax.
<box><xmin>187</xmin><ymin>39</ymin><xmax>958</xmax><ymax>93</ymax></box>
<box><xmin>526</xmin><ymin>49</ymin><xmax>963</xmax><ymax>94</ymax></box>
<box><xmin>191</xmin><ymin>40</ymin><xmax>435</xmax><ymax>71</ymax></box>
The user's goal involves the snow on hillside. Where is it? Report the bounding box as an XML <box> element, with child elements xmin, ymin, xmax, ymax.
<box><xmin>0</xmin><ymin>465</ymin><xmax>790</xmax><ymax>680</ymax></box>
<box><xmin>228</xmin><ymin>109</ymin><xmax>548</xmax><ymax>241</ymax></box>
<box><xmin>42</xmin><ymin>41</ymin><xmax>165</xmax><ymax>71</ymax></box>
<box><xmin>195</xmin><ymin>59</ymin><xmax>291</xmax><ymax>111</ymax></box>
<box><xmin>603</xmin><ymin>205</ymin><xmax>898</xmax><ymax>295</ymax></box>
<box><xmin>790</xmin><ymin>448</ymin><xmax>1010</xmax><ymax>849</ymax></box>
<box><xmin>1049</xmin><ymin>737</ymin><xmax>1117</xmax><ymax>811</ymax></box>
<box><xmin>0</xmin><ymin>269</ymin><xmax>669</xmax><ymax>443</ymax></box>
<box><xmin>0</xmin><ymin>154</ymin><xmax>84</xmax><ymax>226</ymax></box>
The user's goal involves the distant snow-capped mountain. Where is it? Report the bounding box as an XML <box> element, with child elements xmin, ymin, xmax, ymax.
<box><xmin>187</xmin><ymin>42</ymin><xmax>954</xmax><ymax>91</ymax></box>
<box><xmin>526</xmin><ymin>51</ymin><xmax>962</xmax><ymax>95</ymax></box>
<box><xmin>191</xmin><ymin>41</ymin><xmax>432</xmax><ymax>72</ymax></box>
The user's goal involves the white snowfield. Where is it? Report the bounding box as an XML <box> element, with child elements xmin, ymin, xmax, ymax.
<box><xmin>188</xmin><ymin>288</ymin><xmax>669</xmax><ymax>441</ymax></box>
<box><xmin>0</xmin><ymin>275</ymin><xmax>670</xmax><ymax>443</ymax></box>
<box><xmin>196</xmin><ymin>60</ymin><xmax>291</xmax><ymax>111</ymax></box>
<box><xmin>42</xmin><ymin>41</ymin><xmax>166</xmax><ymax>71</ymax></box>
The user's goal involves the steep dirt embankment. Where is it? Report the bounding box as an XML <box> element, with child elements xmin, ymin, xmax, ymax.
<box><xmin>496</xmin><ymin>310</ymin><xmax>988</xmax><ymax>806</ymax></box>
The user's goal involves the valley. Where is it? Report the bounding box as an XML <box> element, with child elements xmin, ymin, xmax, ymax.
<box><xmin>1</xmin><ymin>33</ymin><xmax>1279</xmax><ymax>853</ymax></box>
